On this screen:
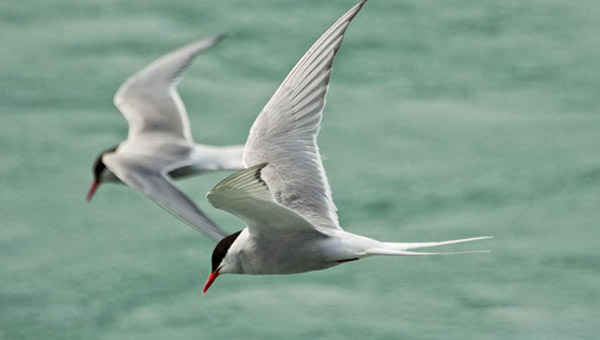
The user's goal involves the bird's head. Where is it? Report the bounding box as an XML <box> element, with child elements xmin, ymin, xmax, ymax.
<box><xmin>203</xmin><ymin>230</ymin><xmax>243</xmax><ymax>295</ymax></box>
<box><xmin>86</xmin><ymin>145</ymin><xmax>118</xmax><ymax>202</ymax></box>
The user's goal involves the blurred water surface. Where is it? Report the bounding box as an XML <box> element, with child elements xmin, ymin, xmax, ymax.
<box><xmin>1</xmin><ymin>0</ymin><xmax>599</xmax><ymax>339</ymax></box>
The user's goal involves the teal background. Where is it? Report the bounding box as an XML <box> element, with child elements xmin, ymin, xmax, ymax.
<box><xmin>1</xmin><ymin>0</ymin><xmax>599</xmax><ymax>339</ymax></box>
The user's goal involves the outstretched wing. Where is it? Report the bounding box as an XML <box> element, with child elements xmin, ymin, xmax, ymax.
<box><xmin>114</xmin><ymin>35</ymin><xmax>226</xmax><ymax>143</ymax></box>
<box><xmin>103</xmin><ymin>153</ymin><xmax>228</xmax><ymax>242</ymax></box>
<box><xmin>207</xmin><ymin>164</ymin><xmax>324</xmax><ymax>237</ymax></box>
<box><xmin>243</xmin><ymin>1</ymin><xmax>367</xmax><ymax>232</ymax></box>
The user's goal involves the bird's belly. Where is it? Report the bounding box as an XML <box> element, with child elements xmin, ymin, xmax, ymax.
<box><xmin>237</xmin><ymin>236</ymin><xmax>356</xmax><ymax>275</ymax></box>
<box><xmin>242</xmin><ymin>252</ymin><xmax>338</xmax><ymax>275</ymax></box>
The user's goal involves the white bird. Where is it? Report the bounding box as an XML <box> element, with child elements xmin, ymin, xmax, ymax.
<box><xmin>201</xmin><ymin>0</ymin><xmax>491</xmax><ymax>294</ymax></box>
<box><xmin>87</xmin><ymin>34</ymin><xmax>244</xmax><ymax>241</ymax></box>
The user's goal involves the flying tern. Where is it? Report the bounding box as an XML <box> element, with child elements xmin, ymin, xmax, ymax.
<box><xmin>201</xmin><ymin>0</ymin><xmax>491</xmax><ymax>294</ymax></box>
<box><xmin>88</xmin><ymin>35</ymin><xmax>243</xmax><ymax>241</ymax></box>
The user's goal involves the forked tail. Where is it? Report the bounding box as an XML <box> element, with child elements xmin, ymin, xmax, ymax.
<box><xmin>367</xmin><ymin>236</ymin><xmax>493</xmax><ymax>256</ymax></box>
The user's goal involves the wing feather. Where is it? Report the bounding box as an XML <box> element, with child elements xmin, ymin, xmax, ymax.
<box><xmin>207</xmin><ymin>164</ymin><xmax>322</xmax><ymax>237</ymax></box>
<box><xmin>103</xmin><ymin>154</ymin><xmax>228</xmax><ymax>241</ymax></box>
<box><xmin>113</xmin><ymin>35</ymin><xmax>226</xmax><ymax>142</ymax></box>
<box><xmin>243</xmin><ymin>1</ymin><xmax>367</xmax><ymax>232</ymax></box>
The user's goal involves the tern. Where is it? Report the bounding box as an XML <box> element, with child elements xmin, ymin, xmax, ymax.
<box><xmin>88</xmin><ymin>35</ymin><xmax>243</xmax><ymax>240</ymax></box>
<box><xmin>201</xmin><ymin>0</ymin><xmax>491</xmax><ymax>294</ymax></box>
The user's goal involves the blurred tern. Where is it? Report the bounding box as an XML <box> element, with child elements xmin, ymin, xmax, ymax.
<box><xmin>202</xmin><ymin>0</ymin><xmax>491</xmax><ymax>294</ymax></box>
<box><xmin>88</xmin><ymin>35</ymin><xmax>243</xmax><ymax>241</ymax></box>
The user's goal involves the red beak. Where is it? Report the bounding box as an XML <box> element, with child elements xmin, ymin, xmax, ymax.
<box><xmin>86</xmin><ymin>180</ymin><xmax>100</xmax><ymax>203</ymax></box>
<box><xmin>202</xmin><ymin>270</ymin><xmax>220</xmax><ymax>295</ymax></box>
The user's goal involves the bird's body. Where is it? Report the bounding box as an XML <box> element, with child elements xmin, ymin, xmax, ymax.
<box><xmin>89</xmin><ymin>35</ymin><xmax>243</xmax><ymax>241</ymax></box>
<box><xmin>202</xmin><ymin>0</ymin><xmax>491</xmax><ymax>293</ymax></box>
<box><xmin>228</xmin><ymin>228</ymin><xmax>487</xmax><ymax>275</ymax></box>
<box><xmin>223</xmin><ymin>229</ymin><xmax>337</xmax><ymax>275</ymax></box>
<box><xmin>108</xmin><ymin>141</ymin><xmax>244</xmax><ymax>179</ymax></box>
<box><xmin>96</xmin><ymin>143</ymin><xmax>243</xmax><ymax>189</ymax></box>
<box><xmin>221</xmin><ymin>228</ymin><xmax>385</xmax><ymax>275</ymax></box>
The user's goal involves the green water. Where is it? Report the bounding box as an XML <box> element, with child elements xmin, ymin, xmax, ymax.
<box><xmin>1</xmin><ymin>0</ymin><xmax>599</xmax><ymax>339</ymax></box>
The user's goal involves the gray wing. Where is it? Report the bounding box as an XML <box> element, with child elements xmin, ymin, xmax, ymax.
<box><xmin>243</xmin><ymin>0</ymin><xmax>367</xmax><ymax>232</ymax></box>
<box><xmin>207</xmin><ymin>164</ymin><xmax>324</xmax><ymax>237</ymax></box>
<box><xmin>103</xmin><ymin>153</ymin><xmax>228</xmax><ymax>242</ymax></box>
<box><xmin>114</xmin><ymin>35</ymin><xmax>226</xmax><ymax>143</ymax></box>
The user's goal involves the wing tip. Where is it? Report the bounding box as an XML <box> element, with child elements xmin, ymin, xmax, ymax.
<box><xmin>357</xmin><ymin>0</ymin><xmax>369</xmax><ymax>11</ymax></box>
<box><xmin>347</xmin><ymin>0</ymin><xmax>368</xmax><ymax>22</ymax></box>
<box><xmin>185</xmin><ymin>33</ymin><xmax>228</xmax><ymax>57</ymax></box>
<box><xmin>206</xmin><ymin>32</ymin><xmax>229</xmax><ymax>47</ymax></box>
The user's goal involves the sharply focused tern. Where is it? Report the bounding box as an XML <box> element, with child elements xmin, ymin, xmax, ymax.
<box><xmin>201</xmin><ymin>0</ymin><xmax>491</xmax><ymax>294</ymax></box>
<box><xmin>88</xmin><ymin>35</ymin><xmax>243</xmax><ymax>240</ymax></box>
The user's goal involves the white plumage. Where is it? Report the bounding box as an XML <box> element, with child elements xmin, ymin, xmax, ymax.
<box><xmin>88</xmin><ymin>35</ymin><xmax>244</xmax><ymax>241</ymax></box>
<box><xmin>202</xmin><ymin>0</ymin><xmax>491</xmax><ymax>293</ymax></box>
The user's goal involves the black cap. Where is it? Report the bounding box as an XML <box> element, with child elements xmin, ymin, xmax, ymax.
<box><xmin>92</xmin><ymin>145</ymin><xmax>118</xmax><ymax>179</ymax></box>
<box><xmin>211</xmin><ymin>230</ymin><xmax>242</xmax><ymax>272</ymax></box>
